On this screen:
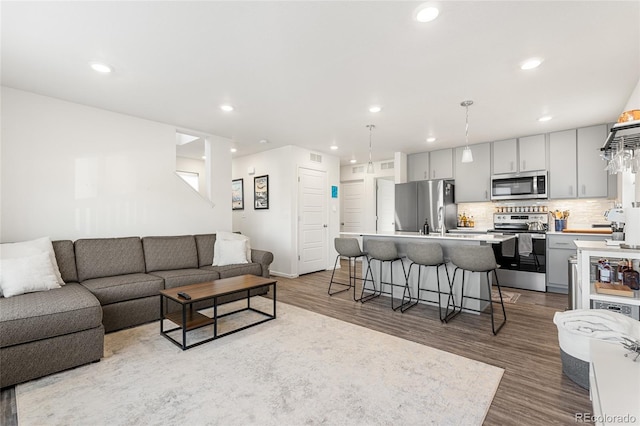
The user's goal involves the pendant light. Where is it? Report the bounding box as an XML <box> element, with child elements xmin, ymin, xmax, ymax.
<box><xmin>460</xmin><ymin>100</ymin><xmax>474</xmax><ymax>163</ymax></box>
<box><xmin>366</xmin><ymin>124</ymin><xmax>375</xmax><ymax>174</ymax></box>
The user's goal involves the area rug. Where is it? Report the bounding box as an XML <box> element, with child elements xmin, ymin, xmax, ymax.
<box><xmin>492</xmin><ymin>289</ymin><xmax>521</xmax><ymax>303</ymax></box>
<box><xmin>16</xmin><ymin>299</ymin><xmax>504</xmax><ymax>426</ymax></box>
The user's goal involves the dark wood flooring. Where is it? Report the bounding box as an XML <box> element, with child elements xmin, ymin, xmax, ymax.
<box><xmin>1</xmin><ymin>263</ymin><xmax>591</xmax><ymax>425</ymax></box>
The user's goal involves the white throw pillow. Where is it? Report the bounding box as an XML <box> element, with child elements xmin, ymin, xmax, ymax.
<box><xmin>0</xmin><ymin>237</ymin><xmax>65</xmax><ymax>285</ymax></box>
<box><xmin>213</xmin><ymin>231</ymin><xmax>251</xmax><ymax>265</ymax></box>
<box><xmin>212</xmin><ymin>239</ymin><xmax>249</xmax><ymax>266</ymax></box>
<box><xmin>0</xmin><ymin>252</ymin><xmax>61</xmax><ymax>297</ymax></box>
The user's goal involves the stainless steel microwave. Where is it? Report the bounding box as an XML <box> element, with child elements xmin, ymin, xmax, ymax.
<box><xmin>491</xmin><ymin>171</ymin><xmax>547</xmax><ymax>200</ymax></box>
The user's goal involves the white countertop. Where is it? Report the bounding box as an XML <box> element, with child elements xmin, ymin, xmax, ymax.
<box><xmin>340</xmin><ymin>231</ymin><xmax>515</xmax><ymax>244</ymax></box>
<box><xmin>574</xmin><ymin>240</ymin><xmax>640</xmax><ymax>254</ymax></box>
<box><xmin>547</xmin><ymin>230</ymin><xmax>612</xmax><ymax>237</ymax></box>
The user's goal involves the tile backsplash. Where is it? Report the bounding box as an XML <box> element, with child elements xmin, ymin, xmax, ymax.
<box><xmin>457</xmin><ymin>198</ymin><xmax>616</xmax><ymax>230</ymax></box>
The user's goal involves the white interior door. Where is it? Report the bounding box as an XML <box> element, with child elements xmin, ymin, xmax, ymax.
<box><xmin>340</xmin><ymin>181</ymin><xmax>364</xmax><ymax>233</ymax></box>
<box><xmin>376</xmin><ymin>178</ymin><xmax>395</xmax><ymax>232</ymax></box>
<box><xmin>298</xmin><ymin>168</ymin><xmax>327</xmax><ymax>275</ymax></box>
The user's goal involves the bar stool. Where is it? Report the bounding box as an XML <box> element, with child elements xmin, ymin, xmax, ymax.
<box><xmin>360</xmin><ymin>240</ymin><xmax>410</xmax><ymax>311</ymax></box>
<box><xmin>328</xmin><ymin>238</ymin><xmax>367</xmax><ymax>301</ymax></box>
<box><xmin>401</xmin><ymin>242</ymin><xmax>451</xmax><ymax>319</ymax></box>
<box><xmin>443</xmin><ymin>245</ymin><xmax>507</xmax><ymax>335</ymax></box>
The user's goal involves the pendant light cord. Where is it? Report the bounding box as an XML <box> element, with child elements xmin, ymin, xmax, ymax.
<box><xmin>367</xmin><ymin>124</ymin><xmax>375</xmax><ymax>162</ymax></box>
<box><xmin>465</xmin><ymin>104</ymin><xmax>469</xmax><ymax>146</ymax></box>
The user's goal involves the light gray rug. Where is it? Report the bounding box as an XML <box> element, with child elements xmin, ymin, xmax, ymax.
<box><xmin>17</xmin><ymin>299</ymin><xmax>504</xmax><ymax>425</ymax></box>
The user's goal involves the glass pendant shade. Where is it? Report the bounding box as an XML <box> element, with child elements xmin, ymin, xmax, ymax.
<box><xmin>461</xmin><ymin>146</ymin><xmax>473</xmax><ymax>163</ymax></box>
<box><xmin>460</xmin><ymin>100</ymin><xmax>474</xmax><ymax>163</ymax></box>
<box><xmin>366</xmin><ymin>161</ymin><xmax>374</xmax><ymax>174</ymax></box>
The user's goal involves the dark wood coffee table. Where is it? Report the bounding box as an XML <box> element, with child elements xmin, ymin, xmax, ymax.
<box><xmin>159</xmin><ymin>274</ymin><xmax>277</xmax><ymax>350</ymax></box>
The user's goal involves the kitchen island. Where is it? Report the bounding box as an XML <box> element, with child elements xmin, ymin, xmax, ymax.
<box><xmin>341</xmin><ymin>231</ymin><xmax>515</xmax><ymax>314</ymax></box>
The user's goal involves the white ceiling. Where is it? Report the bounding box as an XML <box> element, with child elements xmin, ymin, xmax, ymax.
<box><xmin>2</xmin><ymin>1</ymin><xmax>639</xmax><ymax>165</ymax></box>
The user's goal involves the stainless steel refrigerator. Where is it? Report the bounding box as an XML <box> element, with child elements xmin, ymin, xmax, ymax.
<box><xmin>394</xmin><ymin>179</ymin><xmax>456</xmax><ymax>233</ymax></box>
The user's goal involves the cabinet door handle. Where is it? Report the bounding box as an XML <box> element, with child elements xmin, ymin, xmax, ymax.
<box><xmin>510</xmin><ymin>161</ymin><xmax>514</xmax><ymax>171</ymax></box>
<box><xmin>581</xmin><ymin>184</ymin><xmax>586</xmax><ymax>195</ymax></box>
<box><xmin>485</xmin><ymin>190</ymin><xmax>488</xmax><ymax>200</ymax></box>
<box><xmin>424</xmin><ymin>171</ymin><xmax>427</xmax><ymax>179</ymax></box>
<box><xmin>569</xmin><ymin>185</ymin><xmax>573</xmax><ymax>195</ymax></box>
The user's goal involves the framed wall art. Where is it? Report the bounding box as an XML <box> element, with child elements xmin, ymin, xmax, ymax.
<box><xmin>232</xmin><ymin>178</ymin><xmax>244</xmax><ymax>210</ymax></box>
<box><xmin>254</xmin><ymin>175</ymin><xmax>269</xmax><ymax>209</ymax></box>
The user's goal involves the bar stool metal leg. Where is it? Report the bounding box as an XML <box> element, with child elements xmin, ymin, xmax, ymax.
<box><xmin>360</xmin><ymin>256</ymin><xmax>381</xmax><ymax>302</ymax></box>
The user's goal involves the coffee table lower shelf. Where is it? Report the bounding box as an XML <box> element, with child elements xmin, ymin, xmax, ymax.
<box><xmin>159</xmin><ymin>275</ymin><xmax>277</xmax><ymax>350</ymax></box>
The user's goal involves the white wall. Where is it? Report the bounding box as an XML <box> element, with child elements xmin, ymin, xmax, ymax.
<box><xmin>232</xmin><ymin>146</ymin><xmax>340</xmax><ymax>277</ymax></box>
<box><xmin>624</xmin><ymin>77</ymin><xmax>640</xmax><ymax>111</ymax></box>
<box><xmin>1</xmin><ymin>87</ymin><xmax>231</xmax><ymax>242</ymax></box>
<box><xmin>176</xmin><ymin>156</ymin><xmax>207</xmax><ymax>198</ymax></box>
<box><xmin>340</xmin><ymin>160</ymin><xmax>394</xmax><ymax>233</ymax></box>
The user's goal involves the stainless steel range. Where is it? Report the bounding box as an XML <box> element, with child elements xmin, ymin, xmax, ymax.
<box><xmin>489</xmin><ymin>213</ymin><xmax>548</xmax><ymax>292</ymax></box>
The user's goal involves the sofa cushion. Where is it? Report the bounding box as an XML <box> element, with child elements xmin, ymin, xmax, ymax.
<box><xmin>214</xmin><ymin>239</ymin><xmax>249</xmax><ymax>266</ymax></box>
<box><xmin>0</xmin><ymin>283</ymin><xmax>102</xmax><ymax>348</ymax></box>
<box><xmin>194</xmin><ymin>234</ymin><xmax>216</xmax><ymax>267</ymax></box>
<box><xmin>81</xmin><ymin>273</ymin><xmax>164</xmax><ymax>305</ymax></box>
<box><xmin>75</xmin><ymin>237</ymin><xmax>145</xmax><ymax>282</ymax></box>
<box><xmin>149</xmin><ymin>269</ymin><xmax>220</xmax><ymax>289</ymax></box>
<box><xmin>1</xmin><ymin>236</ymin><xmax>65</xmax><ymax>286</ymax></box>
<box><xmin>203</xmin><ymin>263</ymin><xmax>263</xmax><ymax>279</ymax></box>
<box><xmin>0</xmin><ymin>252</ymin><xmax>61</xmax><ymax>297</ymax></box>
<box><xmin>52</xmin><ymin>240</ymin><xmax>78</xmax><ymax>283</ymax></box>
<box><xmin>142</xmin><ymin>235</ymin><xmax>198</xmax><ymax>272</ymax></box>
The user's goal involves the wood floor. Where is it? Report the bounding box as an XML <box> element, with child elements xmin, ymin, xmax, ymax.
<box><xmin>1</xmin><ymin>263</ymin><xmax>591</xmax><ymax>425</ymax></box>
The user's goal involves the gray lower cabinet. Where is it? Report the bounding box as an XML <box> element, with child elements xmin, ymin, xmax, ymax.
<box><xmin>546</xmin><ymin>233</ymin><xmax>609</xmax><ymax>293</ymax></box>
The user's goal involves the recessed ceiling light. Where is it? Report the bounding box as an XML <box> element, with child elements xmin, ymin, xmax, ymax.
<box><xmin>201</xmin><ymin>155</ymin><xmax>206</xmax><ymax>160</ymax></box>
<box><xmin>369</xmin><ymin>106</ymin><xmax>382</xmax><ymax>113</ymax></box>
<box><xmin>521</xmin><ymin>58</ymin><xmax>543</xmax><ymax>70</ymax></box>
<box><xmin>350</xmin><ymin>159</ymin><xmax>357</xmax><ymax>164</ymax></box>
<box><xmin>259</xmin><ymin>139</ymin><xmax>269</xmax><ymax>144</ymax></box>
<box><xmin>220</xmin><ymin>105</ymin><xmax>234</xmax><ymax>112</ymax></box>
<box><xmin>426</xmin><ymin>137</ymin><xmax>436</xmax><ymax>143</ymax></box>
<box><xmin>415</xmin><ymin>5</ymin><xmax>439</xmax><ymax>23</ymax></box>
<box><xmin>90</xmin><ymin>62</ymin><xmax>112</xmax><ymax>73</ymax></box>
<box><xmin>538</xmin><ymin>115</ymin><xmax>553</xmax><ymax>122</ymax></box>
<box><xmin>230</xmin><ymin>148</ymin><xmax>237</xmax><ymax>153</ymax></box>
<box><xmin>330</xmin><ymin>145</ymin><xmax>338</xmax><ymax>150</ymax></box>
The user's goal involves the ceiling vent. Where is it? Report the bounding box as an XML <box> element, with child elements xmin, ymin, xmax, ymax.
<box><xmin>380</xmin><ymin>161</ymin><xmax>394</xmax><ymax>170</ymax></box>
<box><xmin>310</xmin><ymin>153</ymin><xmax>322</xmax><ymax>163</ymax></box>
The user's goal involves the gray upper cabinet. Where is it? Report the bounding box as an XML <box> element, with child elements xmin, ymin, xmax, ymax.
<box><xmin>407</xmin><ymin>152</ymin><xmax>429</xmax><ymax>181</ymax></box>
<box><xmin>493</xmin><ymin>136</ymin><xmax>546</xmax><ymax>174</ymax></box>
<box><xmin>518</xmin><ymin>134</ymin><xmax>546</xmax><ymax>172</ymax></box>
<box><xmin>549</xmin><ymin>129</ymin><xmax>577</xmax><ymax>199</ymax></box>
<box><xmin>492</xmin><ymin>139</ymin><xmax>518</xmax><ymax>174</ymax></box>
<box><xmin>454</xmin><ymin>142</ymin><xmax>491</xmax><ymax>202</ymax></box>
<box><xmin>577</xmin><ymin>124</ymin><xmax>608</xmax><ymax>198</ymax></box>
<box><xmin>429</xmin><ymin>148</ymin><xmax>453</xmax><ymax>179</ymax></box>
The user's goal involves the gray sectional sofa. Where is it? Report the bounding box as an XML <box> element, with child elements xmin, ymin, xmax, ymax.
<box><xmin>0</xmin><ymin>234</ymin><xmax>273</xmax><ymax>388</ymax></box>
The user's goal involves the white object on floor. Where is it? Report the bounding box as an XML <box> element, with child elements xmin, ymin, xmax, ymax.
<box><xmin>553</xmin><ymin>309</ymin><xmax>640</xmax><ymax>362</ymax></box>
